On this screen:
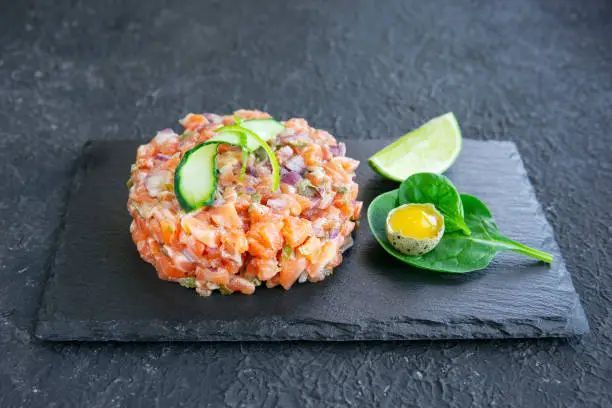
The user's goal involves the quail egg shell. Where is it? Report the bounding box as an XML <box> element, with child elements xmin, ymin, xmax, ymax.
<box><xmin>386</xmin><ymin>203</ymin><xmax>445</xmax><ymax>256</ymax></box>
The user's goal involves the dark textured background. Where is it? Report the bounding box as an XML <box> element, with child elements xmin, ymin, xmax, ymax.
<box><xmin>0</xmin><ymin>0</ymin><xmax>610</xmax><ymax>406</ymax></box>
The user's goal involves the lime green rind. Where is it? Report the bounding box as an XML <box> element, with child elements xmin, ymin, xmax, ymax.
<box><xmin>368</xmin><ymin>158</ymin><xmax>403</xmax><ymax>182</ymax></box>
<box><xmin>218</xmin><ymin>125</ymin><xmax>281</xmax><ymax>191</ymax></box>
<box><xmin>239</xmin><ymin>132</ymin><xmax>248</xmax><ymax>180</ymax></box>
<box><xmin>368</xmin><ymin>112</ymin><xmax>462</xmax><ymax>182</ymax></box>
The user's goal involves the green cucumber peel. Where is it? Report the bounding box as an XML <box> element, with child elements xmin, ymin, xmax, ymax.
<box><xmin>174</xmin><ymin>132</ymin><xmax>246</xmax><ymax>212</ymax></box>
<box><xmin>216</xmin><ymin>125</ymin><xmax>280</xmax><ymax>191</ymax></box>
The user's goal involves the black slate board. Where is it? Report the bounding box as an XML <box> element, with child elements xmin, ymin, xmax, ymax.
<box><xmin>35</xmin><ymin>140</ymin><xmax>588</xmax><ymax>341</ymax></box>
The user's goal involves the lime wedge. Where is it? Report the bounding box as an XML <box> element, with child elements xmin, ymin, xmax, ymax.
<box><xmin>368</xmin><ymin>112</ymin><xmax>462</xmax><ymax>182</ymax></box>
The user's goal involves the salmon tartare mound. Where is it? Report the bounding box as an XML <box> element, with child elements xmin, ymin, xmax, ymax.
<box><xmin>127</xmin><ymin>110</ymin><xmax>362</xmax><ymax>295</ymax></box>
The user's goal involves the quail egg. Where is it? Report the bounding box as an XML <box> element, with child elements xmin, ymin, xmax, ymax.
<box><xmin>386</xmin><ymin>203</ymin><xmax>444</xmax><ymax>256</ymax></box>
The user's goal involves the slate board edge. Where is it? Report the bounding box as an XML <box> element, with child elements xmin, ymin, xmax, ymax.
<box><xmin>505</xmin><ymin>143</ymin><xmax>589</xmax><ymax>335</ymax></box>
<box><xmin>33</xmin><ymin>139</ymin><xmax>589</xmax><ymax>342</ymax></box>
<box><xmin>35</xmin><ymin>308</ymin><xmax>589</xmax><ymax>342</ymax></box>
<box><xmin>33</xmin><ymin>141</ymin><xmax>94</xmax><ymax>341</ymax></box>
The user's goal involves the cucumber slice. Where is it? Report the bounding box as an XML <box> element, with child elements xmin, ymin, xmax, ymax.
<box><xmin>174</xmin><ymin>131</ymin><xmax>244</xmax><ymax>212</ymax></box>
<box><xmin>209</xmin><ymin>131</ymin><xmax>244</xmax><ymax>145</ymax></box>
<box><xmin>239</xmin><ymin>119</ymin><xmax>285</xmax><ymax>151</ymax></box>
<box><xmin>219</xmin><ymin>125</ymin><xmax>281</xmax><ymax>191</ymax></box>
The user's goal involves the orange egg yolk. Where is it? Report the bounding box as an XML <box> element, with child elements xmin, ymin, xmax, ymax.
<box><xmin>389</xmin><ymin>204</ymin><xmax>442</xmax><ymax>239</ymax></box>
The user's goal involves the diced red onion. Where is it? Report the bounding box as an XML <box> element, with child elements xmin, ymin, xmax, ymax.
<box><xmin>154</xmin><ymin>129</ymin><xmax>178</xmax><ymax>144</ymax></box>
<box><xmin>278</xmin><ymin>128</ymin><xmax>296</xmax><ymax>138</ymax></box>
<box><xmin>276</xmin><ymin>146</ymin><xmax>294</xmax><ymax>163</ymax></box>
<box><xmin>281</xmin><ymin>171</ymin><xmax>302</xmax><ymax>186</ymax></box>
<box><xmin>202</xmin><ymin>113</ymin><xmax>222</xmax><ymax>124</ymax></box>
<box><xmin>280</xmin><ymin>167</ymin><xmax>289</xmax><ymax>176</ymax></box>
<box><xmin>280</xmin><ymin>132</ymin><xmax>312</xmax><ymax>146</ymax></box>
<box><xmin>312</xmin><ymin>218</ymin><xmax>326</xmax><ymax>236</ymax></box>
<box><xmin>145</xmin><ymin>170</ymin><xmax>172</xmax><ymax>197</ymax></box>
<box><xmin>285</xmin><ymin>155</ymin><xmax>306</xmax><ymax>173</ymax></box>
<box><xmin>310</xmin><ymin>196</ymin><xmax>322</xmax><ymax>207</ymax></box>
<box><xmin>135</xmin><ymin>203</ymin><xmax>155</xmax><ymax>219</ymax></box>
<box><xmin>329</xmin><ymin>143</ymin><xmax>346</xmax><ymax>157</ymax></box>
<box><xmin>319</xmin><ymin>193</ymin><xmax>334</xmax><ymax>209</ymax></box>
<box><xmin>298</xmin><ymin>272</ymin><xmax>308</xmax><ymax>284</ymax></box>
<box><xmin>244</xmin><ymin>186</ymin><xmax>256</xmax><ymax>194</ymax></box>
<box><xmin>267</xmin><ymin>198</ymin><xmax>286</xmax><ymax>209</ymax></box>
<box><xmin>329</xmin><ymin>228</ymin><xmax>340</xmax><ymax>239</ymax></box>
<box><xmin>301</xmin><ymin>207</ymin><xmax>317</xmax><ymax>219</ymax></box>
<box><xmin>340</xmin><ymin>236</ymin><xmax>354</xmax><ymax>252</ymax></box>
<box><xmin>182</xmin><ymin>248</ymin><xmax>199</xmax><ymax>263</ymax></box>
<box><xmin>246</xmin><ymin>165</ymin><xmax>258</xmax><ymax>177</ymax></box>
<box><xmin>221</xmin><ymin>248</ymin><xmax>242</xmax><ymax>263</ymax></box>
<box><xmin>155</xmin><ymin>153</ymin><xmax>171</xmax><ymax>161</ymax></box>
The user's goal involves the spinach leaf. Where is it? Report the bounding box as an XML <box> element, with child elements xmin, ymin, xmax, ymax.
<box><xmin>367</xmin><ymin>190</ymin><xmax>553</xmax><ymax>273</ymax></box>
<box><xmin>399</xmin><ymin>173</ymin><xmax>470</xmax><ymax>235</ymax></box>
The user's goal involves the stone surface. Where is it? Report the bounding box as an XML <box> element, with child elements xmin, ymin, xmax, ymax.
<box><xmin>1</xmin><ymin>0</ymin><xmax>611</xmax><ymax>406</ymax></box>
<box><xmin>35</xmin><ymin>140</ymin><xmax>587</xmax><ymax>342</ymax></box>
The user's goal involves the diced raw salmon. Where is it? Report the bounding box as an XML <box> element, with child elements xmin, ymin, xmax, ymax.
<box><xmin>307</xmin><ymin>241</ymin><xmax>337</xmax><ymax>278</ymax></box>
<box><xmin>350</xmin><ymin>183</ymin><xmax>359</xmax><ymax>200</ymax></box>
<box><xmin>279</xmin><ymin>257</ymin><xmax>307</xmax><ymax>290</ymax></box>
<box><xmin>226</xmin><ymin>276</ymin><xmax>256</xmax><ymax>295</ymax></box>
<box><xmin>266</xmin><ymin>194</ymin><xmax>303</xmax><ymax>216</ymax></box>
<box><xmin>180</xmin><ymin>113</ymin><xmax>207</xmax><ymax>131</ymax></box>
<box><xmin>353</xmin><ymin>201</ymin><xmax>363</xmax><ymax>220</ymax></box>
<box><xmin>301</xmin><ymin>144</ymin><xmax>323</xmax><ymax>166</ymax></box>
<box><xmin>331</xmin><ymin>156</ymin><xmax>360</xmax><ymax>173</ymax></box>
<box><xmin>181</xmin><ymin>217</ymin><xmax>220</xmax><ymax>248</ymax></box>
<box><xmin>247</xmin><ymin>222</ymin><xmax>283</xmax><ymax>258</ymax></box>
<box><xmin>248</xmin><ymin>203</ymin><xmax>271</xmax><ymax>224</ymax></box>
<box><xmin>293</xmin><ymin>194</ymin><xmax>313</xmax><ymax>211</ymax></box>
<box><xmin>340</xmin><ymin>220</ymin><xmax>355</xmax><ymax>237</ymax></box>
<box><xmin>196</xmin><ymin>266</ymin><xmax>230</xmax><ymax>285</ymax></box>
<box><xmin>282</xmin><ymin>217</ymin><xmax>313</xmax><ymax>247</ymax></box>
<box><xmin>233</xmin><ymin>109</ymin><xmax>271</xmax><ymax>121</ymax></box>
<box><xmin>209</xmin><ymin>202</ymin><xmax>243</xmax><ymax>228</ymax></box>
<box><xmin>297</xmin><ymin>236</ymin><xmax>322</xmax><ymax>262</ymax></box>
<box><xmin>154</xmin><ymin>253</ymin><xmax>185</xmax><ymax>279</ymax></box>
<box><xmin>129</xmin><ymin>110</ymin><xmax>364</xmax><ymax>295</ymax></box>
<box><xmin>247</xmin><ymin>258</ymin><xmax>279</xmax><ymax>281</ymax></box>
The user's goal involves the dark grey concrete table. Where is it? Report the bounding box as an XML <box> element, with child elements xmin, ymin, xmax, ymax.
<box><xmin>1</xmin><ymin>0</ymin><xmax>610</xmax><ymax>407</ymax></box>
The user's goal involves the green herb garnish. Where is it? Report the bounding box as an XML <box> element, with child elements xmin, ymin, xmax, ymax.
<box><xmin>178</xmin><ymin>277</ymin><xmax>196</xmax><ymax>288</ymax></box>
<box><xmin>239</xmin><ymin>133</ymin><xmax>248</xmax><ymax>180</ymax></box>
<box><xmin>282</xmin><ymin>245</ymin><xmax>293</xmax><ymax>260</ymax></box>
<box><xmin>297</xmin><ymin>178</ymin><xmax>318</xmax><ymax>197</ymax></box>
<box><xmin>180</xmin><ymin>130</ymin><xmax>196</xmax><ymax>139</ymax></box>
<box><xmin>253</xmin><ymin>146</ymin><xmax>268</xmax><ymax>162</ymax></box>
<box><xmin>334</xmin><ymin>185</ymin><xmax>349</xmax><ymax>194</ymax></box>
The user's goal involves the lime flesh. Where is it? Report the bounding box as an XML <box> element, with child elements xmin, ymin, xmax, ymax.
<box><xmin>368</xmin><ymin>112</ymin><xmax>462</xmax><ymax>182</ymax></box>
